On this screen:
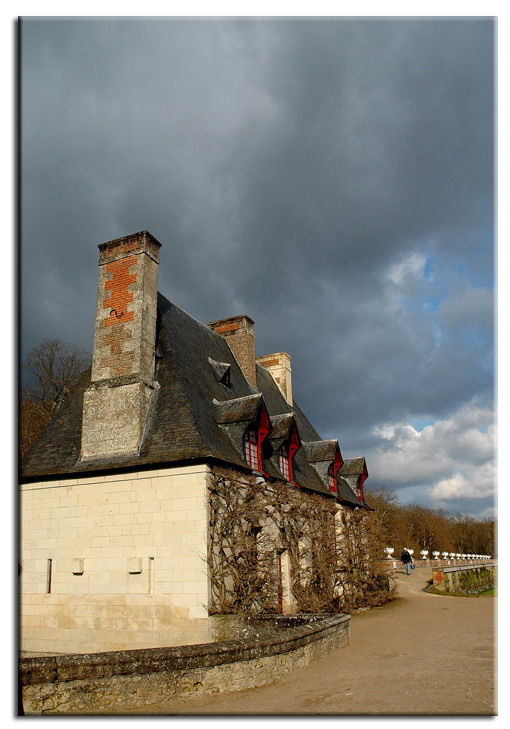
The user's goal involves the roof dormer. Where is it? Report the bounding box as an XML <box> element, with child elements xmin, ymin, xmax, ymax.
<box><xmin>302</xmin><ymin>439</ymin><xmax>343</xmax><ymax>496</ymax></box>
<box><xmin>208</xmin><ymin>357</ymin><xmax>232</xmax><ymax>388</ymax></box>
<box><xmin>274</xmin><ymin>419</ymin><xmax>301</xmax><ymax>483</ymax></box>
<box><xmin>266</xmin><ymin>414</ymin><xmax>302</xmax><ymax>483</ymax></box>
<box><xmin>213</xmin><ymin>394</ymin><xmax>271</xmax><ymax>475</ymax></box>
<box><xmin>328</xmin><ymin>447</ymin><xmax>343</xmax><ymax>495</ymax></box>
<box><xmin>243</xmin><ymin>403</ymin><xmax>271</xmax><ymax>473</ymax></box>
<box><xmin>338</xmin><ymin>457</ymin><xmax>369</xmax><ymax>507</ymax></box>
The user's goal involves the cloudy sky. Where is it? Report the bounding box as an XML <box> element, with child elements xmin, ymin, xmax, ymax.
<box><xmin>20</xmin><ymin>16</ymin><xmax>495</xmax><ymax>519</ymax></box>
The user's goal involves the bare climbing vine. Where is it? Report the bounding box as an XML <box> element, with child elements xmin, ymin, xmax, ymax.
<box><xmin>207</xmin><ymin>469</ymin><xmax>395</xmax><ymax>615</ymax></box>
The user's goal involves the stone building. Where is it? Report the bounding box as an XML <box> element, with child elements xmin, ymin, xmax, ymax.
<box><xmin>20</xmin><ymin>230</ymin><xmax>370</xmax><ymax>654</ymax></box>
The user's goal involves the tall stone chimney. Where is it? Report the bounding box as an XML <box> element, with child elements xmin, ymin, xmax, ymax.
<box><xmin>256</xmin><ymin>352</ymin><xmax>292</xmax><ymax>405</ymax></box>
<box><xmin>81</xmin><ymin>231</ymin><xmax>161</xmax><ymax>460</ymax></box>
<box><xmin>208</xmin><ymin>315</ymin><xmax>256</xmax><ymax>388</ymax></box>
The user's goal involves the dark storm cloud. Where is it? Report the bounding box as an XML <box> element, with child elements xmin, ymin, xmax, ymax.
<box><xmin>20</xmin><ymin>17</ymin><xmax>495</xmax><ymax>516</ymax></box>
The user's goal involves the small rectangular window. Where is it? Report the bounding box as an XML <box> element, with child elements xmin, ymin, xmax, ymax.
<box><xmin>244</xmin><ymin>427</ymin><xmax>260</xmax><ymax>470</ymax></box>
<box><xmin>328</xmin><ymin>463</ymin><xmax>338</xmax><ymax>494</ymax></box>
<box><xmin>279</xmin><ymin>443</ymin><xmax>290</xmax><ymax>480</ymax></box>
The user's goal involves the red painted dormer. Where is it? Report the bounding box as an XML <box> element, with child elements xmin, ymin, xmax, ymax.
<box><xmin>278</xmin><ymin>422</ymin><xmax>301</xmax><ymax>483</ymax></box>
<box><xmin>328</xmin><ymin>445</ymin><xmax>343</xmax><ymax>495</ymax></box>
<box><xmin>243</xmin><ymin>403</ymin><xmax>271</xmax><ymax>475</ymax></box>
<box><xmin>357</xmin><ymin>461</ymin><xmax>369</xmax><ymax>503</ymax></box>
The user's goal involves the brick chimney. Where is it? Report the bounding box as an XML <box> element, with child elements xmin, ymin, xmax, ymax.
<box><xmin>208</xmin><ymin>315</ymin><xmax>256</xmax><ymax>388</ymax></box>
<box><xmin>81</xmin><ymin>231</ymin><xmax>161</xmax><ymax>460</ymax></box>
<box><xmin>256</xmin><ymin>352</ymin><xmax>292</xmax><ymax>405</ymax></box>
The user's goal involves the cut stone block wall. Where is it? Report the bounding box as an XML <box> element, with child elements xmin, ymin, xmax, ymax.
<box><xmin>20</xmin><ymin>465</ymin><xmax>210</xmax><ymax>654</ymax></box>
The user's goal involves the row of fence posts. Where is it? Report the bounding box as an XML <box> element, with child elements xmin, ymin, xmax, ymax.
<box><xmin>382</xmin><ymin>547</ymin><xmax>493</xmax><ymax>569</ymax></box>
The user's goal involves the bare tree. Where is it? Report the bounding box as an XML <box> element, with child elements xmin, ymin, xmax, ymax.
<box><xmin>23</xmin><ymin>338</ymin><xmax>89</xmax><ymax>412</ymax></box>
<box><xmin>19</xmin><ymin>338</ymin><xmax>89</xmax><ymax>460</ymax></box>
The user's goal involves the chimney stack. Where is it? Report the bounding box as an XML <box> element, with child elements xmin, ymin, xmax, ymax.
<box><xmin>208</xmin><ymin>315</ymin><xmax>257</xmax><ymax>388</ymax></box>
<box><xmin>81</xmin><ymin>231</ymin><xmax>161</xmax><ymax>460</ymax></box>
<box><xmin>256</xmin><ymin>352</ymin><xmax>293</xmax><ymax>405</ymax></box>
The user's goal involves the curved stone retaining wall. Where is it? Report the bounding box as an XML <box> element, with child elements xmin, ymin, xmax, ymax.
<box><xmin>20</xmin><ymin>613</ymin><xmax>350</xmax><ymax>714</ymax></box>
<box><xmin>432</xmin><ymin>564</ymin><xmax>496</xmax><ymax>594</ymax></box>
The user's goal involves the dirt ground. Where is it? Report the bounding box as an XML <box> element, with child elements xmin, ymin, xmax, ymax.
<box><xmin>111</xmin><ymin>566</ymin><xmax>497</xmax><ymax>716</ymax></box>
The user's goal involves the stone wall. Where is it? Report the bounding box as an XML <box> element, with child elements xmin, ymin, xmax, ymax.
<box><xmin>20</xmin><ymin>613</ymin><xmax>350</xmax><ymax>714</ymax></box>
<box><xmin>432</xmin><ymin>564</ymin><xmax>496</xmax><ymax>594</ymax></box>
<box><xmin>20</xmin><ymin>465</ymin><xmax>211</xmax><ymax>653</ymax></box>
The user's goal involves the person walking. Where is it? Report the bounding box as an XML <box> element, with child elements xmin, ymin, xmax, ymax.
<box><xmin>401</xmin><ymin>548</ymin><xmax>413</xmax><ymax>575</ymax></box>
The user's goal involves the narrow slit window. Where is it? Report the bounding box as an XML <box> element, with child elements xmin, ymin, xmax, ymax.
<box><xmin>46</xmin><ymin>559</ymin><xmax>53</xmax><ymax>594</ymax></box>
<box><xmin>148</xmin><ymin>557</ymin><xmax>155</xmax><ymax>595</ymax></box>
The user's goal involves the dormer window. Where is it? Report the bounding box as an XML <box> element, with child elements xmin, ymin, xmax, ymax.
<box><xmin>277</xmin><ymin>424</ymin><xmax>301</xmax><ymax>483</ymax></box>
<box><xmin>279</xmin><ymin>443</ymin><xmax>291</xmax><ymax>480</ymax></box>
<box><xmin>357</xmin><ymin>463</ymin><xmax>368</xmax><ymax>502</ymax></box>
<box><xmin>208</xmin><ymin>357</ymin><xmax>232</xmax><ymax>389</ymax></box>
<box><xmin>243</xmin><ymin>405</ymin><xmax>271</xmax><ymax>473</ymax></box>
<box><xmin>328</xmin><ymin>463</ymin><xmax>338</xmax><ymax>494</ymax></box>
<box><xmin>220</xmin><ymin>366</ymin><xmax>231</xmax><ymax>388</ymax></box>
<box><xmin>328</xmin><ymin>447</ymin><xmax>343</xmax><ymax>495</ymax></box>
<box><xmin>244</xmin><ymin>425</ymin><xmax>260</xmax><ymax>470</ymax></box>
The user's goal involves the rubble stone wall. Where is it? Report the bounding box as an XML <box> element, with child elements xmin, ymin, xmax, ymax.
<box><xmin>20</xmin><ymin>614</ymin><xmax>351</xmax><ymax>714</ymax></box>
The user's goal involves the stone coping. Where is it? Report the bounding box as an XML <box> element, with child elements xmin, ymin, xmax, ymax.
<box><xmin>436</xmin><ymin>563</ymin><xmax>496</xmax><ymax>575</ymax></box>
<box><xmin>20</xmin><ymin>613</ymin><xmax>350</xmax><ymax>687</ymax></box>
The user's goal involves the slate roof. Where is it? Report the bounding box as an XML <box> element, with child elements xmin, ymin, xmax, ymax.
<box><xmin>337</xmin><ymin>477</ymin><xmax>364</xmax><ymax>506</ymax></box>
<box><xmin>21</xmin><ymin>292</ymin><xmax>368</xmax><ymax>506</ymax></box>
<box><xmin>214</xmin><ymin>394</ymin><xmax>262</xmax><ymax>425</ymax></box>
<box><xmin>302</xmin><ymin>440</ymin><xmax>339</xmax><ymax>464</ymax></box>
<box><xmin>339</xmin><ymin>457</ymin><xmax>367</xmax><ymax>476</ymax></box>
<box><xmin>337</xmin><ymin>457</ymin><xmax>371</xmax><ymax>508</ymax></box>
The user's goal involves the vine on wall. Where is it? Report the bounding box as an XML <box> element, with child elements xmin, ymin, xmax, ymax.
<box><xmin>208</xmin><ymin>469</ymin><xmax>395</xmax><ymax>615</ymax></box>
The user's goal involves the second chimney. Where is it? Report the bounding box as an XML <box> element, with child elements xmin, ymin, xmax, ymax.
<box><xmin>208</xmin><ymin>315</ymin><xmax>256</xmax><ymax>388</ymax></box>
<box><xmin>256</xmin><ymin>352</ymin><xmax>292</xmax><ymax>405</ymax></box>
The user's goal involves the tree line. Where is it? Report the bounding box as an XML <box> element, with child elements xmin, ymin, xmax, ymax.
<box><xmin>364</xmin><ymin>484</ymin><xmax>496</xmax><ymax>558</ymax></box>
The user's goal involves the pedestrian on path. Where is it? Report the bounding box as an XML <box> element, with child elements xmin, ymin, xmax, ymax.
<box><xmin>401</xmin><ymin>548</ymin><xmax>413</xmax><ymax>574</ymax></box>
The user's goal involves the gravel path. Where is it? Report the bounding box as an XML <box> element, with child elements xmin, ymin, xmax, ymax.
<box><xmin>112</xmin><ymin>567</ymin><xmax>496</xmax><ymax>716</ymax></box>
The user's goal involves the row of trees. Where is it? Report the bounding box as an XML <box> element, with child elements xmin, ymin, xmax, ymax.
<box><xmin>365</xmin><ymin>484</ymin><xmax>496</xmax><ymax>558</ymax></box>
